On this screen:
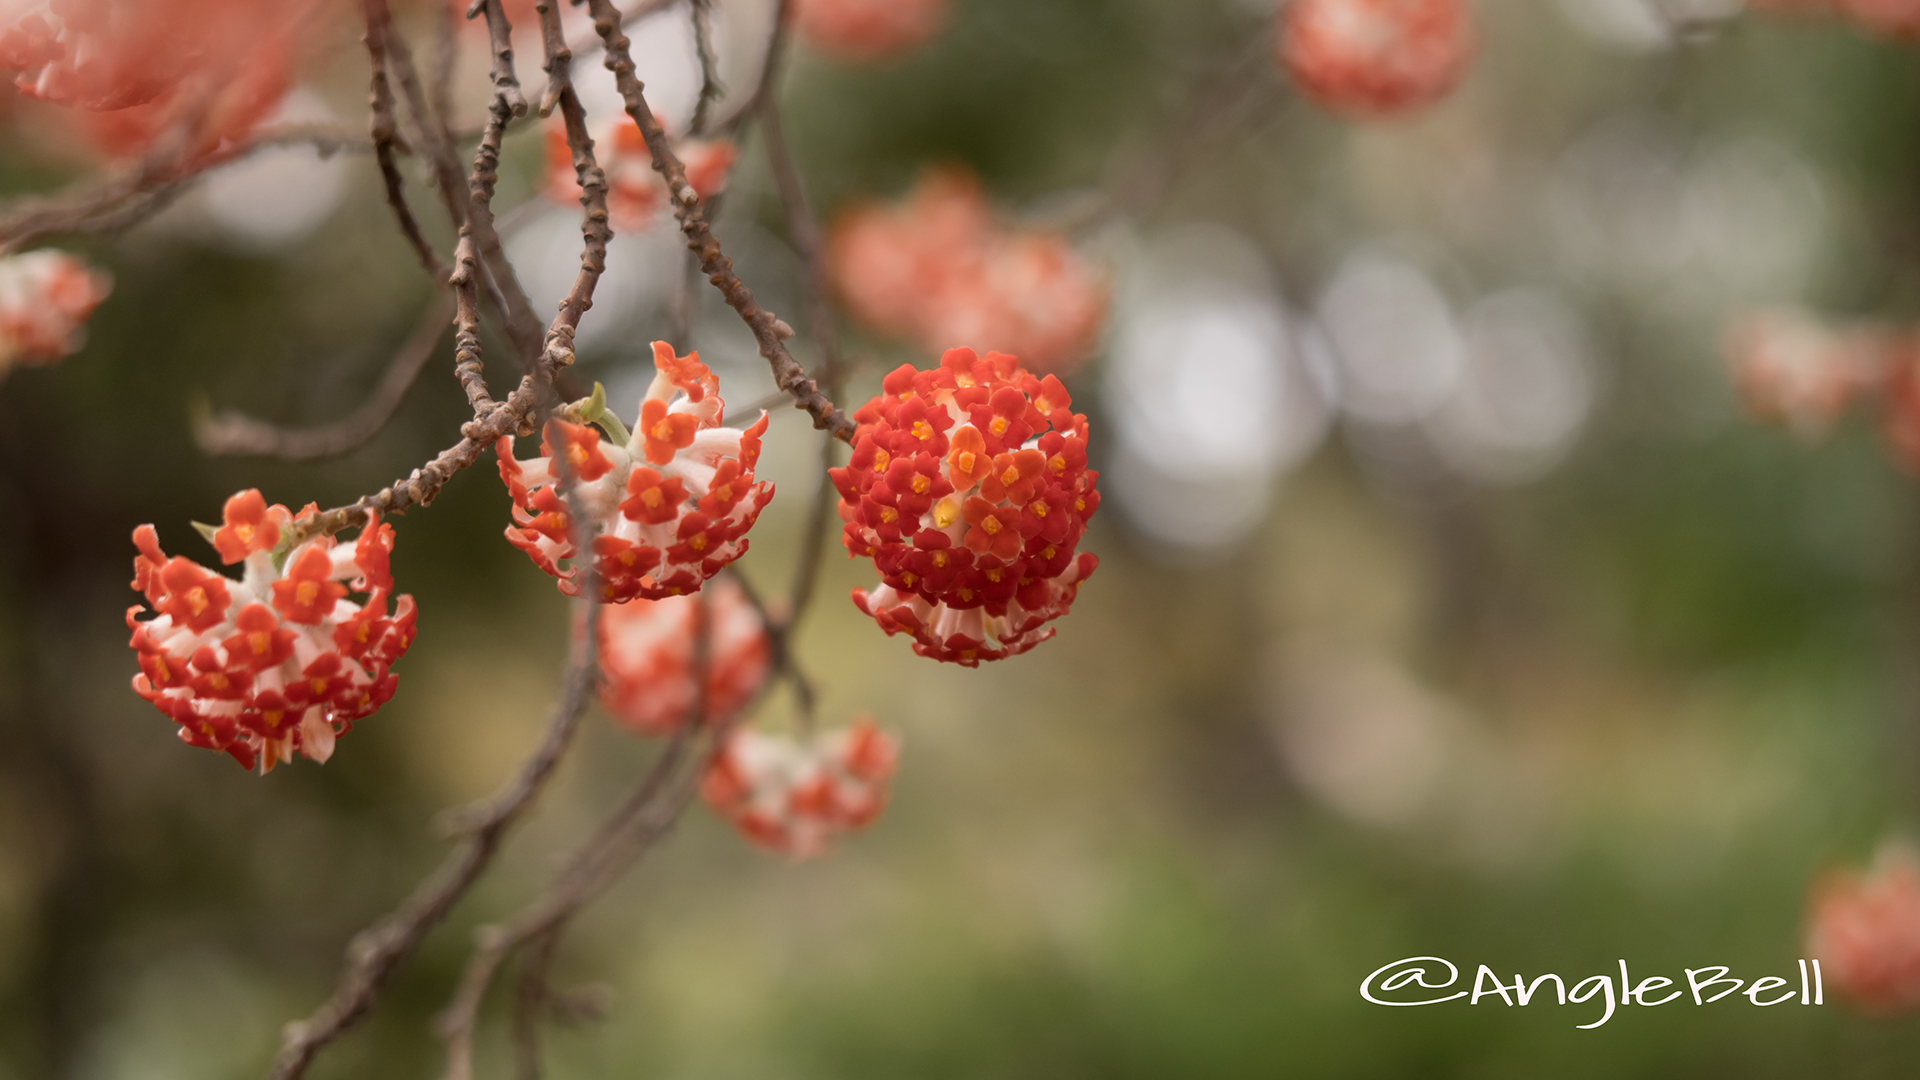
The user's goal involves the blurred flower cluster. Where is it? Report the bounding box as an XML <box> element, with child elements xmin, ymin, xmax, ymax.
<box><xmin>828</xmin><ymin>169</ymin><xmax>1107</xmax><ymax>375</ymax></box>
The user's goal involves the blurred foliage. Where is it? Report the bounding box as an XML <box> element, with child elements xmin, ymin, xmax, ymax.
<box><xmin>6</xmin><ymin>0</ymin><xmax>1920</xmax><ymax>1076</ymax></box>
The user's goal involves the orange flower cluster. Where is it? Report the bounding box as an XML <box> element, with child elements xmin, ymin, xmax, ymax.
<box><xmin>497</xmin><ymin>342</ymin><xmax>774</xmax><ymax>603</ymax></box>
<box><xmin>702</xmin><ymin>719</ymin><xmax>900</xmax><ymax>858</ymax></box>
<box><xmin>827</xmin><ymin>169</ymin><xmax>1107</xmax><ymax>375</ymax></box>
<box><xmin>0</xmin><ymin>249</ymin><xmax>111</xmax><ymax>379</ymax></box>
<box><xmin>1807</xmin><ymin>844</ymin><xmax>1920</xmax><ymax>1012</ymax></box>
<box><xmin>128</xmin><ymin>492</ymin><xmax>417</xmax><ymax>772</ymax></box>
<box><xmin>1</xmin><ymin>0</ymin><xmax>313</xmax><ymax>162</ymax></box>
<box><xmin>1722</xmin><ymin>308</ymin><xmax>1920</xmax><ymax>470</ymax></box>
<box><xmin>833</xmin><ymin>348</ymin><xmax>1100</xmax><ymax>666</ymax></box>
<box><xmin>597</xmin><ymin>576</ymin><xmax>770</xmax><ymax>737</ymax></box>
<box><xmin>1278</xmin><ymin>0</ymin><xmax>1474</xmax><ymax>118</ymax></box>
<box><xmin>543</xmin><ymin>115</ymin><xmax>736</xmax><ymax>235</ymax></box>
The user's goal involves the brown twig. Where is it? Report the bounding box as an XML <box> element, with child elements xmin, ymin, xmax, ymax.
<box><xmin>442</xmin><ymin>604</ymin><xmax>712</xmax><ymax>1080</ymax></box>
<box><xmin>688</xmin><ymin>0</ymin><xmax>727</xmax><ymax>136</ymax></box>
<box><xmin>391</xmin><ymin>1</ymin><xmax>550</xmax><ymax>372</ymax></box>
<box><xmin>714</xmin><ymin>0</ymin><xmax>794</xmax><ymax>137</ymax></box>
<box><xmin>585</xmin><ymin>0</ymin><xmax>854</xmax><ymax>442</ymax></box>
<box><xmin>1056</xmin><ymin>33</ymin><xmax>1284</xmax><ymax>237</ymax></box>
<box><xmin>267</xmin><ymin>605</ymin><xmax>602</xmax><ymax>1080</ymax></box>
<box><xmin>196</xmin><ymin>290</ymin><xmax>456</xmax><ymax>460</ymax></box>
<box><xmin>758</xmin><ymin>97</ymin><xmax>845</xmax><ymax>667</ymax></box>
<box><xmin>365</xmin><ymin>0</ymin><xmax>450</xmax><ymax>281</ymax></box>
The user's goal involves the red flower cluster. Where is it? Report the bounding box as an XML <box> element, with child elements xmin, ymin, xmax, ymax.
<box><xmin>832</xmin><ymin>347</ymin><xmax>1100</xmax><ymax>666</ymax></box>
<box><xmin>127</xmin><ymin>491</ymin><xmax>417</xmax><ymax>772</ymax></box>
<box><xmin>791</xmin><ymin>0</ymin><xmax>951</xmax><ymax>60</ymax></box>
<box><xmin>1279</xmin><ymin>0</ymin><xmax>1474</xmax><ymax>118</ymax></box>
<box><xmin>702</xmin><ymin>718</ymin><xmax>900</xmax><ymax>858</ymax></box>
<box><xmin>827</xmin><ymin>169</ymin><xmax>1108</xmax><ymax>375</ymax></box>
<box><xmin>498</xmin><ymin>342</ymin><xmax>774</xmax><ymax>603</ymax></box>
<box><xmin>0</xmin><ymin>249</ymin><xmax>111</xmax><ymax>378</ymax></box>
<box><xmin>1723</xmin><ymin>309</ymin><xmax>1887</xmax><ymax>440</ymax></box>
<box><xmin>543</xmin><ymin>115</ymin><xmax>736</xmax><ymax>235</ymax></box>
<box><xmin>1721</xmin><ymin>308</ymin><xmax>1920</xmax><ymax>471</ymax></box>
<box><xmin>1807</xmin><ymin>844</ymin><xmax>1920</xmax><ymax>1012</ymax></box>
<box><xmin>0</xmin><ymin>0</ymin><xmax>308</xmax><ymax>161</ymax></box>
<box><xmin>598</xmin><ymin>575</ymin><xmax>771</xmax><ymax>737</ymax></box>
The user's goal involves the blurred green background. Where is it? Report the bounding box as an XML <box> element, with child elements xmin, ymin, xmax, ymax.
<box><xmin>4</xmin><ymin>0</ymin><xmax>1920</xmax><ymax>1075</ymax></box>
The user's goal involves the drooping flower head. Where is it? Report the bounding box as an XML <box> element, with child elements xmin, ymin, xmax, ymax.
<box><xmin>1722</xmin><ymin>308</ymin><xmax>1888</xmax><ymax>441</ymax></box>
<box><xmin>1</xmin><ymin>0</ymin><xmax>313</xmax><ymax>162</ymax></box>
<box><xmin>0</xmin><ymin>249</ymin><xmax>112</xmax><ymax>378</ymax></box>
<box><xmin>833</xmin><ymin>347</ymin><xmax>1100</xmax><ymax>666</ymax></box>
<box><xmin>598</xmin><ymin>574</ymin><xmax>771</xmax><ymax>737</ymax></box>
<box><xmin>127</xmin><ymin>491</ymin><xmax>418</xmax><ymax>772</ymax></box>
<box><xmin>498</xmin><ymin>342</ymin><xmax>773</xmax><ymax>603</ymax></box>
<box><xmin>1279</xmin><ymin>0</ymin><xmax>1474</xmax><ymax>118</ymax></box>
<box><xmin>1807</xmin><ymin>842</ymin><xmax>1920</xmax><ymax>1012</ymax></box>
<box><xmin>827</xmin><ymin>169</ymin><xmax>1108</xmax><ymax>375</ymax></box>
<box><xmin>543</xmin><ymin>114</ymin><xmax>736</xmax><ymax>235</ymax></box>
<box><xmin>791</xmin><ymin>0</ymin><xmax>952</xmax><ymax>61</ymax></box>
<box><xmin>702</xmin><ymin>717</ymin><xmax>900</xmax><ymax>858</ymax></box>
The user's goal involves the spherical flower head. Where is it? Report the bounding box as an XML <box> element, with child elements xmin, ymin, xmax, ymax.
<box><xmin>598</xmin><ymin>575</ymin><xmax>771</xmax><ymax>736</ymax></box>
<box><xmin>1279</xmin><ymin>0</ymin><xmax>1474</xmax><ymax>119</ymax></box>
<box><xmin>498</xmin><ymin>342</ymin><xmax>774</xmax><ymax>603</ymax></box>
<box><xmin>1</xmin><ymin>0</ymin><xmax>302</xmax><ymax>162</ymax></box>
<box><xmin>791</xmin><ymin>0</ymin><xmax>951</xmax><ymax>61</ymax></box>
<box><xmin>701</xmin><ymin>717</ymin><xmax>900</xmax><ymax>858</ymax></box>
<box><xmin>127</xmin><ymin>492</ymin><xmax>418</xmax><ymax>773</ymax></box>
<box><xmin>0</xmin><ymin>249</ymin><xmax>112</xmax><ymax>378</ymax></box>
<box><xmin>833</xmin><ymin>347</ymin><xmax>1100</xmax><ymax>667</ymax></box>
<box><xmin>1722</xmin><ymin>309</ymin><xmax>1888</xmax><ymax>442</ymax></box>
<box><xmin>543</xmin><ymin>114</ymin><xmax>737</xmax><ymax>235</ymax></box>
<box><xmin>826</xmin><ymin>169</ymin><xmax>1108</xmax><ymax>374</ymax></box>
<box><xmin>1807</xmin><ymin>842</ymin><xmax>1920</xmax><ymax>1012</ymax></box>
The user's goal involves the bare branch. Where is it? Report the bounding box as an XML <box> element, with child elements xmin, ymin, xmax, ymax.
<box><xmin>585</xmin><ymin>0</ymin><xmax>854</xmax><ymax>442</ymax></box>
<box><xmin>365</xmin><ymin>0</ymin><xmax>451</xmax><ymax>281</ymax></box>
<box><xmin>440</xmin><ymin>605</ymin><xmax>711</xmax><ymax>1080</ymax></box>
<box><xmin>1056</xmin><ymin>34</ymin><xmax>1284</xmax><ymax>236</ymax></box>
<box><xmin>688</xmin><ymin>0</ymin><xmax>727</xmax><ymax>136</ymax></box>
<box><xmin>196</xmin><ymin>290</ymin><xmax>456</xmax><ymax>460</ymax></box>
<box><xmin>267</xmin><ymin>607</ymin><xmax>601</xmax><ymax>1080</ymax></box>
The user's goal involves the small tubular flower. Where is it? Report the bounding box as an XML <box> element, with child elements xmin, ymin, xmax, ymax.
<box><xmin>791</xmin><ymin>0</ymin><xmax>951</xmax><ymax>60</ymax></box>
<box><xmin>1279</xmin><ymin>0</ymin><xmax>1474</xmax><ymax>118</ymax></box>
<box><xmin>597</xmin><ymin>575</ymin><xmax>771</xmax><ymax>736</ymax></box>
<box><xmin>701</xmin><ymin>718</ymin><xmax>900</xmax><ymax>859</ymax></box>
<box><xmin>0</xmin><ymin>249</ymin><xmax>111</xmax><ymax>379</ymax></box>
<box><xmin>1807</xmin><ymin>843</ymin><xmax>1920</xmax><ymax>1012</ymax></box>
<box><xmin>834</xmin><ymin>348</ymin><xmax>1100</xmax><ymax>667</ymax></box>
<box><xmin>1722</xmin><ymin>309</ymin><xmax>1888</xmax><ymax>440</ymax></box>
<box><xmin>127</xmin><ymin>492</ymin><xmax>417</xmax><ymax>772</ymax></box>
<box><xmin>543</xmin><ymin>114</ymin><xmax>735</xmax><ymax>235</ymax></box>
<box><xmin>498</xmin><ymin>342</ymin><xmax>773</xmax><ymax>603</ymax></box>
<box><xmin>826</xmin><ymin>169</ymin><xmax>1108</xmax><ymax>375</ymax></box>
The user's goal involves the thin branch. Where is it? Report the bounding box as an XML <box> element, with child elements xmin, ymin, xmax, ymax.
<box><xmin>267</xmin><ymin>608</ymin><xmax>601</xmax><ymax>1080</ymax></box>
<box><xmin>365</xmin><ymin>0</ymin><xmax>451</xmax><ymax>281</ymax></box>
<box><xmin>441</xmin><ymin>605</ymin><xmax>711</xmax><ymax>1080</ymax></box>
<box><xmin>688</xmin><ymin>0</ymin><xmax>726</xmax><ymax>136</ymax></box>
<box><xmin>585</xmin><ymin>0</ymin><xmax>854</xmax><ymax>442</ymax></box>
<box><xmin>714</xmin><ymin>0</ymin><xmax>794</xmax><ymax>137</ymax></box>
<box><xmin>1055</xmin><ymin>33</ymin><xmax>1284</xmax><ymax>237</ymax></box>
<box><xmin>758</xmin><ymin>96</ymin><xmax>845</xmax><ymax>663</ymax></box>
<box><xmin>196</xmin><ymin>290</ymin><xmax>456</xmax><ymax>460</ymax></box>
